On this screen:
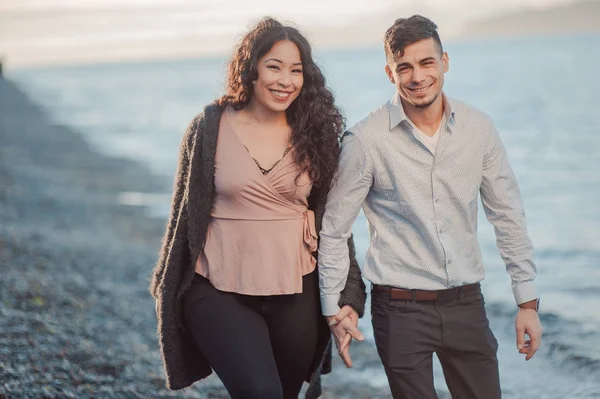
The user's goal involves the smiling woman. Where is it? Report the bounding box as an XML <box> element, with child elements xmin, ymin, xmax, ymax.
<box><xmin>252</xmin><ymin>41</ymin><xmax>304</xmax><ymax>110</ymax></box>
<box><xmin>219</xmin><ymin>18</ymin><xmax>342</xmax><ymax>185</ymax></box>
<box><xmin>149</xmin><ymin>16</ymin><xmax>366</xmax><ymax>399</ymax></box>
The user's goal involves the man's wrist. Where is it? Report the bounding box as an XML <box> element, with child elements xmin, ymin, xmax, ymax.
<box><xmin>518</xmin><ymin>298</ymin><xmax>540</xmax><ymax>312</ymax></box>
<box><xmin>321</xmin><ymin>294</ymin><xmax>342</xmax><ymax>316</ymax></box>
<box><xmin>512</xmin><ymin>281</ymin><xmax>538</xmax><ymax>306</ymax></box>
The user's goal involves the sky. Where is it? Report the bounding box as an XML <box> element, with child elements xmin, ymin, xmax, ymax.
<box><xmin>0</xmin><ymin>0</ymin><xmax>580</xmax><ymax>68</ymax></box>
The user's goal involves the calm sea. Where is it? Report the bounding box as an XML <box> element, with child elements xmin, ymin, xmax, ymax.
<box><xmin>10</xmin><ymin>34</ymin><xmax>600</xmax><ymax>398</ymax></box>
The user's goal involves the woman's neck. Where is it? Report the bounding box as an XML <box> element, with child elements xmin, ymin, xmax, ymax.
<box><xmin>243</xmin><ymin>99</ymin><xmax>288</xmax><ymax>126</ymax></box>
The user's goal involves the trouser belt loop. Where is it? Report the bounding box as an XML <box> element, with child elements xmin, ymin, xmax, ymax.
<box><xmin>410</xmin><ymin>289</ymin><xmax>417</xmax><ymax>303</ymax></box>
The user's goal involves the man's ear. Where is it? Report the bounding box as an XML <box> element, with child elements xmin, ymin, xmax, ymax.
<box><xmin>385</xmin><ymin>64</ymin><xmax>395</xmax><ymax>84</ymax></box>
<box><xmin>442</xmin><ymin>51</ymin><xmax>449</xmax><ymax>73</ymax></box>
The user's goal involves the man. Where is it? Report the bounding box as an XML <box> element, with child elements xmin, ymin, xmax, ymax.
<box><xmin>320</xmin><ymin>15</ymin><xmax>542</xmax><ymax>398</ymax></box>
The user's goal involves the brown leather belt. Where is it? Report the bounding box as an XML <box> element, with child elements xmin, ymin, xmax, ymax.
<box><xmin>372</xmin><ymin>282</ymin><xmax>480</xmax><ymax>301</ymax></box>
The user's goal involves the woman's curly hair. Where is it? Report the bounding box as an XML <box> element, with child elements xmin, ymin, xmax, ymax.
<box><xmin>218</xmin><ymin>17</ymin><xmax>344</xmax><ymax>190</ymax></box>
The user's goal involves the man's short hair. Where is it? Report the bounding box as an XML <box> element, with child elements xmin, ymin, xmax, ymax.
<box><xmin>384</xmin><ymin>15</ymin><xmax>443</xmax><ymax>59</ymax></box>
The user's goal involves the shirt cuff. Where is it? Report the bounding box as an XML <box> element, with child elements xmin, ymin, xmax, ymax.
<box><xmin>321</xmin><ymin>293</ymin><xmax>342</xmax><ymax>316</ymax></box>
<box><xmin>513</xmin><ymin>281</ymin><xmax>538</xmax><ymax>305</ymax></box>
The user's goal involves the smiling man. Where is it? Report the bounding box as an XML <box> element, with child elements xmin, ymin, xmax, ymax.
<box><xmin>318</xmin><ymin>15</ymin><xmax>542</xmax><ymax>398</ymax></box>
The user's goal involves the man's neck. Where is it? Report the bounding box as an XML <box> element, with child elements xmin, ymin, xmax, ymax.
<box><xmin>401</xmin><ymin>95</ymin><xmax>445</xmax><ymax>136</ymax></box>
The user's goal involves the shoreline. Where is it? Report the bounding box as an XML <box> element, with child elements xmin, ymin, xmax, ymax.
<box><xmin>0</xmin><ymin>78</ymin><xmax>395</xmax><ymax>398</ymax></box>
<box><xmin>3</xmin><ymin>33</ymin><xmax>600</xmax><ymax>397</ymax></box>
<box><xmin>0</xmin><ymin>77</ymin><xmax>223</xmax><ymax>398</ymax></box>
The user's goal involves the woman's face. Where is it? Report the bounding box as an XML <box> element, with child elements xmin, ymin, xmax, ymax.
<box><xmin>251</xmin><ymin>40</ymin><xmax>304</xmax><ymax>113</ymax></box>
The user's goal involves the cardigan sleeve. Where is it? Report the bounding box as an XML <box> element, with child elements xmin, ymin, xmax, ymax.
<box><xmin>149</xmin><ymin>119</ymin><xmax>197</xmax><ymax>299</ymax></box>
<box><xmin>339</xmin><ymin>235</ymin><xmax>367</xmax><ymax>318</ymax></box>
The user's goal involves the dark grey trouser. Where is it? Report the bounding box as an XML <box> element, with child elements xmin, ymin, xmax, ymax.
<box><xmin>371</xmin><ymin>284</ymin><xmax>501</xmax><ymax>399</ymax></box>
<box><xmin>183</xmin><ymin>272</ymin><xmax>320</xmax><ymax>399</ymax></box>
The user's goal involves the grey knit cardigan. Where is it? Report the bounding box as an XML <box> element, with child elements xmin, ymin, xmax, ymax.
<box><xmin>149</xmin><ymin>102</ymin><xmax>366</xmax><ymax>398</ymax></box>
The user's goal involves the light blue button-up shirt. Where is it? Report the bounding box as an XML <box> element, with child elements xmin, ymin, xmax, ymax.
<box><xmin>318</xmin><ymin>93</ymin><xmax>538</xmax><ymax>316</ymax></box>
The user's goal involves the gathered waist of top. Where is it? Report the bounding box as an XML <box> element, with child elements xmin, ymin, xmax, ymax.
<box><xmin>210</xmin><ymin>209</ymin><xmax>318</xmax><ymax>252</ymax></box>
<box><xmin>211</xmin><ymin>210</ymin><xmax>308</xmax><ymax>221</ymax></box>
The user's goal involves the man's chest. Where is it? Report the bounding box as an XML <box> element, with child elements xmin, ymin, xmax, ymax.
<box><xmin>369</xmin><ymin>131</ymin><xmax>486</xmax><ymax>203</ymax></box>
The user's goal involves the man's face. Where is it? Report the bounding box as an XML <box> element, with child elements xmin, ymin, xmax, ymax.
<box><xmin>385</xmin><ymin>38</ymin><xmax>449</xmax><ymax>109</ymax></box>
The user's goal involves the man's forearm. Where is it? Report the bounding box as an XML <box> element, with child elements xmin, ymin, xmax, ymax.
<box><xmin>318</xmin><ymin>132</ymin><xmax>371</xmax><ymax>316</ymax></box>
<box><xmin>481</xmin><ymin>122</ymin><xmax>538</xmax><ymax>307</ymax></box>
<box><xmin>319</xmin><ymin>234</ymin><xmax>351</xmax><ymax>316</ymax></box>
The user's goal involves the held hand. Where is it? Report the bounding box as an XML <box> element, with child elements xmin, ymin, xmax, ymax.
<box><xmin>515</xmin><ymin>308</ymin><xmax>543</xmax><ymax>361</ymax></box>
<box><xmin>326</xmin><ymin>305</ymin><xmax>364</xmax><ymax>368</ymax></box>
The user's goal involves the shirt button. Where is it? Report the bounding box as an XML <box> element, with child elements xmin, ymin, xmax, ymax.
<box><xmin>439</xmin><ymin>228</ymin><xmax>443</xmax><ymax>233</ymax></box>
<box><xmin>435</xmin><ymin>197</ymin><xmax>439</xmax><ymax>203</ymax></box>
<box><xmin>447</xmin><ymin>259</ymin><xmax>453</xmax><ymax>265</ymax></box>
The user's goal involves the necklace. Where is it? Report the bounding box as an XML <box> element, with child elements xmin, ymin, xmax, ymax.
<box><xmin>244</xmin><ymin>145</ymin><xmax>292</xmax><ymax>175</ymax></box>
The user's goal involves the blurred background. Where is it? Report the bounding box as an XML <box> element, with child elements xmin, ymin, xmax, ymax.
<box><xmin>1</xmin><ymin>0</ymin><xmax>599</xmax><ymax>398</ymax></box>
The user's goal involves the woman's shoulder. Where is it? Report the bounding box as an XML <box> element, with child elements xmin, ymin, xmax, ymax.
<box><xmin>188</xmin><ymin>101</ymin><xmax>225</xmax><ymax>129</ymax></box>
<box><xmin>184</xmin><ymin>101</ymin><xmax>226</xmax><ymax>142</ymax></box>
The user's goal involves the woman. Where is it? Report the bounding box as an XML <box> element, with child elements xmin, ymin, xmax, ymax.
<box><xmin>149</xmin><ymin>18</ymin><xmax>366</xmax><ymax>399</ymax></box>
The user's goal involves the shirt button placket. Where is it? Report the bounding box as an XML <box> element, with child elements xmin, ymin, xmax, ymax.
<box><xmin>432</xmin><ymin>166</ymin><xmax>450</xmax><ymax>283</ymax></box>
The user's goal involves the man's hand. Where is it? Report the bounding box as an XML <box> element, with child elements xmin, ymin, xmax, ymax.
<box><xmin>326</xmin><ymin>305</ymin><xmax>364</xmax><ymax>368</ymax></box>
<box><xmin>515</xmin><ymin>308</ymin><xmax>543</xmax><ymax>361</ymax></box>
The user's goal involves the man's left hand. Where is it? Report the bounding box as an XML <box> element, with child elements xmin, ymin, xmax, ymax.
<box><xmin>515</xmin><ymin>308</ymin><xmax>543</xmax><ymax>361</ymax></box>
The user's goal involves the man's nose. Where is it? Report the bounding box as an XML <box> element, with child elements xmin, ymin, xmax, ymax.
<box><xmin>411</xmin><ymin>66</ymin><xmax>426</xmax><ymax>84</ymax></box>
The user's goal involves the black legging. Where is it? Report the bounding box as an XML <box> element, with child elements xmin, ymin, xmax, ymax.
<box><xmin>182</xmin><ymin>271</ymin><xmax>321</xmax><ymax>399</ymax></box>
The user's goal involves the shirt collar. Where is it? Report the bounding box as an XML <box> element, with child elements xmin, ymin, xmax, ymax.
<box><xmin>388</xmin><ymin>91</ymin><xmax>456</xmax><ymax>131</ymax></box>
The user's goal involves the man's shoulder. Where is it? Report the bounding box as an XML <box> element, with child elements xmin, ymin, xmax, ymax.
<box><xmin>346</xmin><ymin>101</ymin><xmax>392</xmax><ymax>140</ymax></box>
<box><xmin>447</xmin><ymin>97</ymin><xmax>494</xmax><ymax>126</ymax></box>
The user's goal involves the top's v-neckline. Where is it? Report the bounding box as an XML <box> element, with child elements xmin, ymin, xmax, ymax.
<box><xmin>226</xmin><ymin>106</ymin><xmax>292</xmax><ymax>178</ymax></box>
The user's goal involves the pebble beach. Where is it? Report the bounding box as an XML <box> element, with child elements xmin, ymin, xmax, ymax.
<box><xmin>0</xmin><ymin>78</ymin><xmax>396</xmax><ymax>398</ymax></box>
